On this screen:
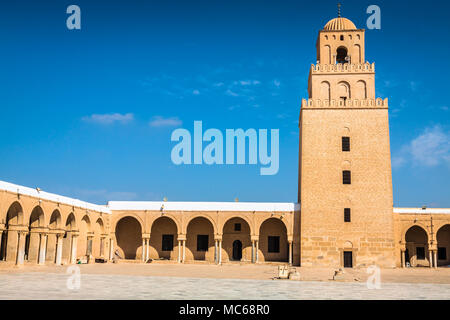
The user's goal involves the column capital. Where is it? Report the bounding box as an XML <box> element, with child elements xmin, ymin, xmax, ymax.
<box><xmin>8</xmin><ymin>225</ymin><xmax>28</xmax><ymax>232</ymax></box>
<box><xmin>177</xmin><ymin>234</ymin><xmax>187</xmax><ymax>241</ymax></box>
<box><xmin>251</xmin><ymin>235</ymin><xmax>259</xmax><ymax>242</ymax></box>
<box><xmin>214</xmin><ymin>234</ymin><xmax>223</xmax><ymax>241</ymax></box>
<box><xmin>142</xmin><ymin>233</ymin><xmax>151</xmax><ymax>239</ymax></box>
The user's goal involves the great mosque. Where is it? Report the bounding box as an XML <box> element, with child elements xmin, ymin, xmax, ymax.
<box><xmin>1</xmin><ymin>14</ymin><xmax>449</xmax><ymax>270</ymax></box>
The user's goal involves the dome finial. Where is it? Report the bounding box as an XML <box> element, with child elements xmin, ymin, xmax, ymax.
<box><xmin>338</xmin><ymin>2</ymin><xmax>341</xmax><ymax>18</ymax></box>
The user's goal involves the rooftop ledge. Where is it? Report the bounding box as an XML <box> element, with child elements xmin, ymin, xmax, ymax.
<box><xmin>301</xmin><ymin>97</ymin><xmax>388</xmax><ymax>109</ymax></box>
<box><xmin>107</xmin><ymin>201</ymin><xmax>301</xmax><ymax>212</ymax></box>
<box><xmin>2</xmin><ymin>180</ymin><xmax>448</xmax><ymax>215</ymax></box>
<box><xmin>394</xmin><ymin>208</ymin><xmax>450</xmax><ymax>215</ymax></box>
<box><xmin>0</xmin><ymin>180</ymin><xmax>110</xmax><ymax>214</ymax></box>
<box><xmin>311</xmin><ymin>62</ymin><xmax>375</xmax><ymax>73</ymax></box>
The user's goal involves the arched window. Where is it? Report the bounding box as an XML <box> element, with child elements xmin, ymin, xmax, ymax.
<box><xmin>320</xmin><ymin>81</ymin><xmax>331</xmax><ymax>100</ymax></box>
<box><xmin>338</xmin><ymin>81</ymin><xmax>351</xmax><ymax>101</ymax></box>
<box><xmin>336</xmin><ymin>46</ymin><xmax>349</xmax><ymax>64</ymax></box>
<box><xmin>355</xmin><ymin>80</ymin><xmax>367</xmax><ymax>99</ymax></box>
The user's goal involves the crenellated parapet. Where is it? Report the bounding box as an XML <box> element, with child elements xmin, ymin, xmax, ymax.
<box><xmin>311</xmin><ymin>62</ymin><xmax>375</xmax><ymax>74</ymax></box>
<box><xmin>301</xmin><ymin>97</ymin><xmax>388</xmax><ymax>109</ymax></box>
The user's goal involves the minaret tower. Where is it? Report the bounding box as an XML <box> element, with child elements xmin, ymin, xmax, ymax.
<box><xmin>298</xmin><ymin>9</ymin><xmax>395</xmax><ymax>268</ymax></box>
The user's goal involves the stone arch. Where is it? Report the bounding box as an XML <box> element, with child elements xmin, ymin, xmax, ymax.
<box><xmin>29</xmin><ymin>206</ymin><xmax>45</xmax><ymax>228</ymax></box>
<box><xmin>46</xmin><ymin>209</ymin><xmax>62</xmax><ymax>263</ymax></box>
<box><xmin>320</xmin><ymin>81</ymin><xmax>331</xmax><ymax>101</ymax></box>
<box><xmin>61</xmin><ymin>213</ymin><xmax>77</xmax><ymax>264</ymax></box>
<box><xmin>93</xmin><ymin>217</ymin><xmax>105</xmax><ymax>258</ymax></box>
<box><xmin>0</xmin><ymin>201</ymin><xmax>24</xmax><ymax>262</ymax></box>
<box><xmin>258</xmin><ymin>218</ymin><xmax>288</xmax><ymax>262</ymax></box>
<box><xmin>344</xmin><ymin>241</ymin><xmax>353</xmax><ymax>249</ymax></box>
<box><xmin>77</xmin><ymin>215</ymin><xmax>91</xmax><ymax>258</ymax></box>
<box><xmin>115</xmin><ymin>216</ymin><xmax>143</xmax><ymax>260</ymax></box>
<box><xmin>49</xmin><ymin>210</ymin><xmax>62</xmax><ymax>230</ymax></box>
<box><xmin>402</xmin><ymin>223</ymin><xmax>429</xmax><ymax>242</ymax></box>
<box><xmin>222</xmin><ymin>217</ymin><xmax>252</xmax><ymax>262</ymax></box>
<box><xmin>112</xmin><ymin>213</ymin><xmax>144</xmax><ymax>234</ymax></box>
<box><xmin>149</xmin><ymin>216</ymin><xmax>179</xmax><ymax>260</ymax></box>
<box><xmin>150</xmin><ymin>213</ymin><xmax>181</xmax><ymax>236</ymax></box>
<box><xmin>25</xmin><ymin>206</ymin><xmax>45</xmax><ymax>262</ymax></box>
<box><xmin>185</xmin><ymin>216</ymin><xmax>215</xmax><ymax>262</ymax></box>
<box><xmin>338</xmin><ymin>81</ymin><xmax>351</xmax><ymax>100</ymax></box>
<box><xmin>65</xmin><ymin>213</ymin><xmax>77</xmax><ymax>231</ymax></box>
<box><xmin>5</xmin><ymin>201</ymin><xmax>24</xmax><ymax>226</ymax></box>
<box><xmin>436</xmin><ymin>224</ymin><xmax>450</xmax><ymax>267</ymax></box>
<box><xmin>405</xmin><ymin>225</ymin><xmax>430</xmax><ymax>267</ymax></box>
<box><xmin>256</xmin><ymin>216</ymin><xmax>290</xmax><ymax>235</ymax></box>
<box><xmin>184</xmin><ymin>214</ymin><xmax>218</xmax><ymax>235</ymax></box>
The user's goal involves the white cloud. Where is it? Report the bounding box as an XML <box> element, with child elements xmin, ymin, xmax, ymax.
<box><xmin>192</xmin><ymin>89</ymin><xmax>200</xmax><ymax>95</ymax></box>
<box><xmin>225</xmin><ymin>89</ymin><xmax>239</xmax><ymax>97</ymax></box>
<box><xmin>393</xmin><ymin>126</ymin><xmax>450</xmax><ymax>168</ymax></box>
<box><xmin>82</xmin><ymin>113</ymin><xmax>134</xmax><ymax>125</ymax></box>
<box><xmin>273</xmin><ymin>79</ymin><xmax>281</xmax><ymax>87</ymax></box>
<box><xmin>409</xmin><ymin>126</ymin><xmax>450</xmax><ymax>166</ymax></box>
<box><xmin>149</xmin><ymin>116</ymin><xmax>182</xmax><ymax>128</ymax></box>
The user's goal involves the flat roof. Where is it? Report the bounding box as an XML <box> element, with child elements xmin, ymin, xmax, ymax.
<box><xmin>0</xmin><ymin>180</ymin><xmax>110</xmax><ymax>214</ymax></box>
<box><xmin>108</xmin><ymin>201</ymin><xmax>300</xmax><ymax>212</ymax></box>
<box><xmin>394</xmin><ymin>208</ymin><xmax>450</xmax><ymax>215</ymax></box>
<box><xmin>2</xmin><ymin>180</ymin><xmax>449</xmax><ymax>215</ymax></box>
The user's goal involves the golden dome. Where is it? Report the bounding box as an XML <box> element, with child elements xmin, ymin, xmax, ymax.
<box><xmin>323</xmin><ymin>17</ymin><xmax>357</xmax><ymax>31</ymax></box>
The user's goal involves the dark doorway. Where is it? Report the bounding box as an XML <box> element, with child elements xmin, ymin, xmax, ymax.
<box><xmin>336</xmin><ymin>46</ymin><xmax>348</xmax><ymax>64</ymax></box>
<box><xmin>0</xmin><ymin>231</ymin><xmax>7</xmax><ymax>261</ymax></box>
<box><xmin>405</xmin><ymin>249</ymin><xmax>410</xmax><ymax>264</ymax></box>
<box><xmin>197</xmin><ymin>235</ymin><xmax>209</xmax><ymax>252</ymax></box>
<box><xmin>232</xmin><ymin>240</ymin><xmax>242</xmax><ymax>261</ymax></box>
<box><xmin>343</xmin><ymin>251</ymin><xmax>353</xmax><ymax>268</ymax></box>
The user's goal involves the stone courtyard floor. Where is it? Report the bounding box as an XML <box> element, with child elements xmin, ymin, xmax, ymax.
<box><xmin>0</xmin><ymin>262</ymin><xmax>449</xmax><ymax>299</ymax></box>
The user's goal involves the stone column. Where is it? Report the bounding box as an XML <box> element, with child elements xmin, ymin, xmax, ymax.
<box><xmin>251</xmin><ymin>240</ymin><xmax>255</xmax><ymax>263</ymax></box>
<box><xmin>182</xmin><ymin>240</ymin><xmax>186</xmax><ymax>263</ymax></box>
<box><xmin>401</xmin><ymin>250</ymin><xmax>406</xmax><ymax>268</ymax></box>
<box><xmin>142</xmin><ymin>238</ymin><xmax>146</xmax><ymax>262</ymax></box>
<box><xmin>38</xmin><ymin>233</ymin><xmax>47</xmax><ymax>265</ymax></box>
<box><xmin>109</xmin><ymin>238</ymin><xmax>114</xmax><ymax>261</ymax></box>
<box><xmin>16</xmin><ymin>231</ymin><xmax>26</xmax><ymax>265</ymax></box>
<box><xmin>28</xmin><ymin>231</ymin><xmax>41</xmax><ymax>262</ymax></box>
<box><xmin>46</xmin><ymin>233</ymin><xmax>57</xmax><ymax>263</ymax></box>
<box><xmin>434</xmin><ymin>250</ymin><xmax>438</xmax><ymax>269</ymax></box>
<box><xmin>6</xmin><ymin>230</ymin><xmax>18</xmax><ymax>262</ymax></box>
<box><xmin>55</xmin><ymin>234</ymin><xmax>63</xmax><ymax>265</ymax></box>
<box><xmin>214</xmin><ymin>239</ymin><xmax>218</xmax><ymax>264</ymax></box>
<box><xmin>218</xmin><ymin>240</ymin><xmax>222</xmax><ymax>265</ymax></box>
<box><xmin>145</xmin><ymin>238</ymin><xmax>150</xmax><ymax>261</ymax></box>
<box><xmin>429</xmin><ymin>250</ymin><xmax>433</xmax><ymax>268</ymax></box>
<box><xmin>177</xmin><ymin>240</ymin><xmax>182</xmax><ymax>263</ymax></box>
<box><xmin>288</xmin><ymin>241</ymin><xmax>293</xmax><ymax>265</ymax></box>
<box><xmin>100</xmin><ymin>237</ymin><xmax>105</xmax><ymax>258</ymax></box>
<box><xmin>255</xmin><ymin>240</ymin><xmax>259</xmax><ymax>263</ymax></box>
<box><xmin>71</xmin><ymin>235</ymin><xmax>78</xmax><ymax>264</ymax></box>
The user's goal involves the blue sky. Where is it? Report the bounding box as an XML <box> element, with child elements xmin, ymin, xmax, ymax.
<box><xmin>0</xmin><ymin>0</ymin><xmax>449</xmax><ymax>206</ymax></box>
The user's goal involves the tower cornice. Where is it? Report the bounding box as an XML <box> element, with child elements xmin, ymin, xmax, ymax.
<box><xmin>310</xmin><ymin>62</ymin><xmax>375</xmax><ymax>75</ymax></box>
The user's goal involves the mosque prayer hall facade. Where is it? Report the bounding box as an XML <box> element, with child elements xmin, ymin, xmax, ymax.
<box><xmin>1</xmin><ymin>15</ymin><xmax>449</xmax><ymax>270</ymax></box>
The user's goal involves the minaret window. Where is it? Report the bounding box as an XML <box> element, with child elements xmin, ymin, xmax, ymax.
<box><xmin>340</xmin><ymin>35</ymin><xmax>344</xmax><ymax>41</ymax></box>
<box><xmin>336</xmin><ymin>46</ymin><xmax>349</xmax><ymax>64</ymax></box>
<box><xmin>343</xmin><ymin>171</ymin><xmax>351</xmax><ymax>184</ymax></box>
